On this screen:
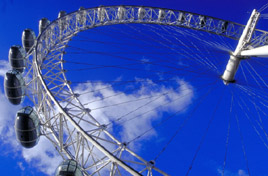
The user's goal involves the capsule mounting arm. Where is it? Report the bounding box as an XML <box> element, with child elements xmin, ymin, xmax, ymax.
<box><xmin>221</xmin><ymin>9</ymin><xmax>260</xmax><ymax>84</ymax></box>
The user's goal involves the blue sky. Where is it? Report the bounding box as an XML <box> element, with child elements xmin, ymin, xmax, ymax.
<box><xmin>1</xmin><ymin>0</ymin><xmax>268</xmax><ymax>176</ymax></box>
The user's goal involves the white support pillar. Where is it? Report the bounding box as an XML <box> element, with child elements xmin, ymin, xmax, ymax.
<box><xmin>221</xmin><ymin>9</ymin><xmax>260</xmax><ymax>84</ymax></box>
<box><xmin>240</xmin><ymin>45</ymin><xmax>268</xmax><ymax>58</ymax></box>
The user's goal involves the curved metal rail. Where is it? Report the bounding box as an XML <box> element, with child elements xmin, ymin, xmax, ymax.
<box><xmin>28</xmin><ymin>5</ymin><xmax>268</xmax><ymax>176</ymax></box>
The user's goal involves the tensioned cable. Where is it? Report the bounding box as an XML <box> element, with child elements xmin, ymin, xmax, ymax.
<box><xmin>235</xmin><ymin>85</ymin><xmax>268</xmax><ymax>116</ymax></box>
<box><xmin>66</xmin><ymin>46</ymin><xmax>219</xmax><ymax>109</ymax></box>
<box><xmin>126</xmin><ymin>79</ymin><xmax>220</xmax><ymax>145</ymax></box>
<box><xmin>235</xmin><ymin>91</ymin><xmax>268</xmax><ymax>148</ymax></box>
<box><xmin>89</xmin><ymin>23</ymin><xmax>227</xmax><ymax>56</ymax></box>
<box><xmin>62</xmin><ymin>23</ymin><xmax>228</xmax><ymax>89</ymax></box>
<box><xmin>228</xmin><ymin>88</ymin><xmax>268</xmax><ymax>176</ymax></box>
<box><xmin>67</xmin><ymin>68</ymin><xmax>219</xmax><ymax>103</ymax></box>
<box><xmin>125</xmin><ymin>23</ymin><xmax>220</xmax><ymax>72</ymax></box>
<box><xmin>235</xmin><ymin>61</ymin><xmax>268</xmax><ymax>144</ymax></box>
<box><xmin>73</xmin><ymin>33</ymin><xmax>229</xmax><ymax>57</ymax></box>
<box><xmin>52</xmin><ymin>11</ymin><xmax>237</xmax><ymax>165</ymax></box>
<box><xmin>106</xmin><ymin>79</ymin><xmax>220</xmax><ymax>131</ymax></box>
<box><xmin>145</xmin><ymin>24</ymin><xmax>219</xmax><ymax>72</ymax></box>
<box><xmin>246</xmin><ymin>61</ymin><xmax>268</xmax><ymax>89</ymax></box>
<box><xmin>64</xmin><ymin>59</ymin><xmax>217</xmax><ymax>80</ymax></box>
<box><xmin>261</xmin><ymin>13</ymin><xmax>268</xmax><ymax>19</ymax></box>
<box><xmin>81</xmin><ymin>78</ymin><xmax>189</xmax><ymax>107</ymax></box>
<box><xmin>70</xmin><ymin>77</ymin><xmax>178</xmax><ymax>84</ymax></box>
<box><xmin>185</xmin><ymin>83</ymin><xmax>224</xmax><ymax>176</ymax></box>
<box><xmin>239</xmin><ymin>62</ymin><xmax>249</xmax><ymax>87</ymax></box>
<box><xmin>80</xmin><ymin>24</ymin><xmax>224</xmax><ymax>68</ymax></box>
<box><xmin>65</xmin><ymin>45</ymin><xmax>220</xmax><ymax>78</ymax></box>
<box><xmin>222</xmin><ymin>90</ymin><xmax>233</xmax><ymax>176</ymax></box>
<box><xmin>80</xmin><ymin>22</ymin><xmax>229</xmax><ymax>72</ymax></box>
<box><xmin>244</xmin><ymin>95</ymin><xmax>268</xmax><ymax>143</ymax></box>
<box><xmin>72</xmin><ymin>78</ymin><xmax>178</xmax><ymax>97</ymax></box>
<box><xmin>152</xmin><ymin>80</ymin><xmax>221</xmax><ymax>162</ymax></box>
<box><xmin>165</xmin><ymin>25</ymin><xmax>232</xmax><ymax>71</ymax></box>
<box><xmin>243</xmin><ymin>62</ymin><xmax>264</xmax><ymax>90</ymax></box>
<box><xmin>235</xmin><ymin>85</ymin><xmax>268</xmax><ymax>112</ymax></box>
<box><xmin>259</xmin><ymin>2</ymin><xmax>268</xmax><ymax>12</ymax></box>
<box><xmin>234</xmin><ymin>112</ymin><xmax>251</xmax><ymax>176</ymax></box>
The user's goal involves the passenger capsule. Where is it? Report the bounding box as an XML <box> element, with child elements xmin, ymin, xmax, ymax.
<box><xmin>15</xmin><ymin>106</ymin><xmax>40</xmax><ymax>148</ymax></box>
<box><xmin>77</xmin><ymin>7</ymin><xmax>86</xmax><ymax>27</ymax></box>
<box><xmin>55</xmin><ymin>160</ymin><xmax>83</xmax><ymax>176</ymax></box>
<box><xmin>138</xmin><ymin>7</ymin><xmax>146</xmax><ymax>20</ymax></box>
<box><xmin>219</xmin><ymin>21</ymin><xmax>228</xmax><ymax>33</ymax></box>
<box><xmin>158</xmin><ymin>9</ymin><xmax>165</xmax><ymax>21</ymax></box>
<box><xmin>22</xmin><ymin>29</ymin><xmax>36</xmax><ymax>52</ymax></box>
<box><xmin>8</xmin><ymin>45</ymin><xmax>26</xmax><ymax>73</ymax></box>
<box><xmin>4</xmin><ymin>70</ymin><xmax>25</xmax><ymax>105</ymax></box>
<box><xmin>39</xmin><ymin>18</ymin><xmax>50</xmax><ymax>34</ymax></box>
<box><xmin>58</xmin><ymin>11</ymin><xmax>67</xmax><ymax>18</ymax></box>
<box><xmin>97</xmin><ymin>7</ymin><xmax>106</xmax><ymax>22</ymax></box>
<box><xmin>79</xmin><ymin>7</ymin><xmax>85</xmax><ymax>11</ymax></box>
<box><xmin>58</xmin><ymin>11</ymin><xmax>67</xmax><ymax>33</ymax></box>
<box><xmin>178</xmin><ymin>12</ymin><xmax>186</xmax><ymax>23</ymax></box>
<box><xmin>199</xmin><ymin>16</ymin><xmax>206</xmax><ymax>28</ymax></box>
<box><xmin>117</xmin><ymin>6</ymin><xmax>126</xmax><ymax>20</ymax></box>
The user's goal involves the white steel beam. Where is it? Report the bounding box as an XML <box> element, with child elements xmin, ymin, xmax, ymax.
<box><xmin>221</xmin><ymin>9</ymin><xmax>260</xmax><ymax>84</ymax></box>
<box><xmin>34</xmin><ymin>58</ymin><xmax>142</xmax><ymax>176</ymax></box>
<box><xmin>240</xmin><ymin>45</ymin><xmax>268</xmax><ymax>57</ymax></box>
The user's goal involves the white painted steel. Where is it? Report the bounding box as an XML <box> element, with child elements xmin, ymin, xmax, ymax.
<box><xmin>221</xmin><ymin>9</ymin><xmax>260</xmax><ymax>84</ymax></box>
<box><xmin>241</xmin><ymin>45</ymin><xmax>268</xmax><ymax>57</ymax></box>
<box><xmin>19</xmin><ymin>5</ymin><xmax>268</xmax><ymax>176</ymax></box>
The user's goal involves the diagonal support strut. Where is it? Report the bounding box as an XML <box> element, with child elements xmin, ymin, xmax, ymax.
<box><xmin>221</xmin><ymin>9</ymin><xmax>260</xmax><ymax>84</ymax></box>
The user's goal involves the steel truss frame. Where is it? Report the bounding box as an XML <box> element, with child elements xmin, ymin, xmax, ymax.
<box><xmin>22</xmin><ymin>6</ymin><xmax>268</xmax><ymax>176</ymax></box>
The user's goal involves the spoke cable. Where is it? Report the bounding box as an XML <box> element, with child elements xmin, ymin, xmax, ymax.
<box><xmin>185</xmin><ymin>84</ymin><xmax>225</xmax><ymax>176</ymax></box>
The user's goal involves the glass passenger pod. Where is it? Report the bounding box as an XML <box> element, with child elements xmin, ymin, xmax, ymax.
<box><xmin>79</xmin><ymin>7</ymin><xmax>85</xmax><ymax>11</ymax></box>
<box><xmin>55</xmin><ymin>159</ymin><xmax>83</xmax><ymax>176</ymax></box>
<box><xmin>218</xmin><ymin>21</ymin><xmax>229</xmax><ymax>34</ymax></box>
<box><xmin>15</xmin><ymin>106</ymin><xmax>41</xmax><ymax>148</ymax></box>
<box><xmin>77</xmin><ymin>7</ymin><xmax>86</xmax><ymax>28</ymax></box>
<box><xmin>58</xmin><ymin>11</ymin><xmax>67</xmax><ymax>35</ymax></box>
<box><xmin>117</xmin><ymin>6</ymin><xmax>126</xmax><ymax>21</ymax></box>
<box><xmin>4</xmin><ymin>70</ymin><xmax>25</xmax><ymax>105</ymax></box>
<box><xmin>97</xmin><ymin>7</ymin><xmax>107</xmax><ymax>23</ymax></box>
<box><xmin>178</xmin><ymin>12</ymin><xmax>186</xmax><ymax>24</ymax></box>
<box><xmin>8</xmin><ymin>45</ymin><xmax>26</xmax><ymax>73</ymax></box>
<box><xmin>22</xmin><ymin>29</ymin><xmax>36</xmax><ymax>52</ymax></box>
<box><xmin>138</xmin><ymin>7</ymin><xmax>146</xmax><ymax>20</ymax></box>
<box><xmin>158</xmin><ymin>9</ymin><xmax>165</xmax><ymax>22</ymax></box>
<box><xmin>39</xmin><ymin>18</ymin><xmax>50</xmax><ymax>35</ymax></box>
<box><xmin>198</xmin><ymin>15</ymin><xmax>207</xmax><ymax>28</ymax></box>
<box><xmin>58</xmin><ymin>11</ymin><xmax>67</xmax><ymax>18</ymax></box>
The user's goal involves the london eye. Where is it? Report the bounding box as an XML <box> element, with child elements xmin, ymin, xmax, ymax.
<box><xmin>2</xmin><ymin>2</ymin><xmax>268</xmax><ymax>176</ymax></box>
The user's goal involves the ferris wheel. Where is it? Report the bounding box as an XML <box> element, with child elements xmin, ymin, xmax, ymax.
<box><xmin>4</xmin><ymin>5</ymin><xmax>268</xmax><ymax>176</ymax></box>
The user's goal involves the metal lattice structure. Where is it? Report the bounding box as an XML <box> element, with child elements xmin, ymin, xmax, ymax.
<box><xmin>20</xmin><ymin>6</ymin><xmax>268</xmax><ymax>176</ymax></box>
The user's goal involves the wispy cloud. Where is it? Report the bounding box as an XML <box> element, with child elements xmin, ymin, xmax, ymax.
<box><xmin>0</xmin><ymin>60</ymin><xmax>10</xmax><ymax>77</ymax></box>
<box><xmin>22</xmin><ymin>138</ymin><xmax>62</xmax><ymax>175</ymax></box>
<box><xmin>74</xmin><ymin>77</ymin><xmax>194</xmax><ymax>149</ymax></box>
<box><xmin>0</xmin><ymin>58</ymin><xmax>194</xmax><ymax>175</ymax></box>
<box><xmin>217</xmin><ymin>168</ymin><xmax>249</xmax><ymax>176</ymax></box>
<box><xmin>0</xmin><ymin>61</ymin><xmax>61</xmax><ymax>175</ymax></box>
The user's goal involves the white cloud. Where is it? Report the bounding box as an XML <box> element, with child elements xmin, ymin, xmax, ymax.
<box><xmin>74</xmin><ymin>77</ymin><xmax>194</xmax><ymax>149</ymax></box>
<box><xmin>238</xmin><ymin>169</ymin><xmax>249</xmax><ymax>176</ymax></box>
<box><xmin>0</xmin><ymin>88</ymin><xmax>62</xmax><ymax>176</ymax></box>
<box><xmin>17</xmin><ymin>162</ymin><xmax>25</xmax><ymax>171</ymax></box>
<box><xmin>0</xmin><ymin>89</ymin><xmax>21</xmax><ymax>150</ymax></box>
<box><xmin>217</xmin><ymin>168</ymin><xmax>249</xmax><ymax>176</ymax></box>
<box><xmin>0</xmin><ymin>62</ymin><xmax>61</xmax><ymax>176</ymax></box>
<box><xmin>0</xmin><ymin>60</ymin><xmax>10</xmax><ymax>77</ymax></box>
<box><xmin>22</xmin><ymin>137</ymin><xmax>62</xmax><ymax>175</ymax></box>
<box><xmin>0</xmin><ymin>59</ymin><xmax>194</xmax><ymax>175</ymax></box>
